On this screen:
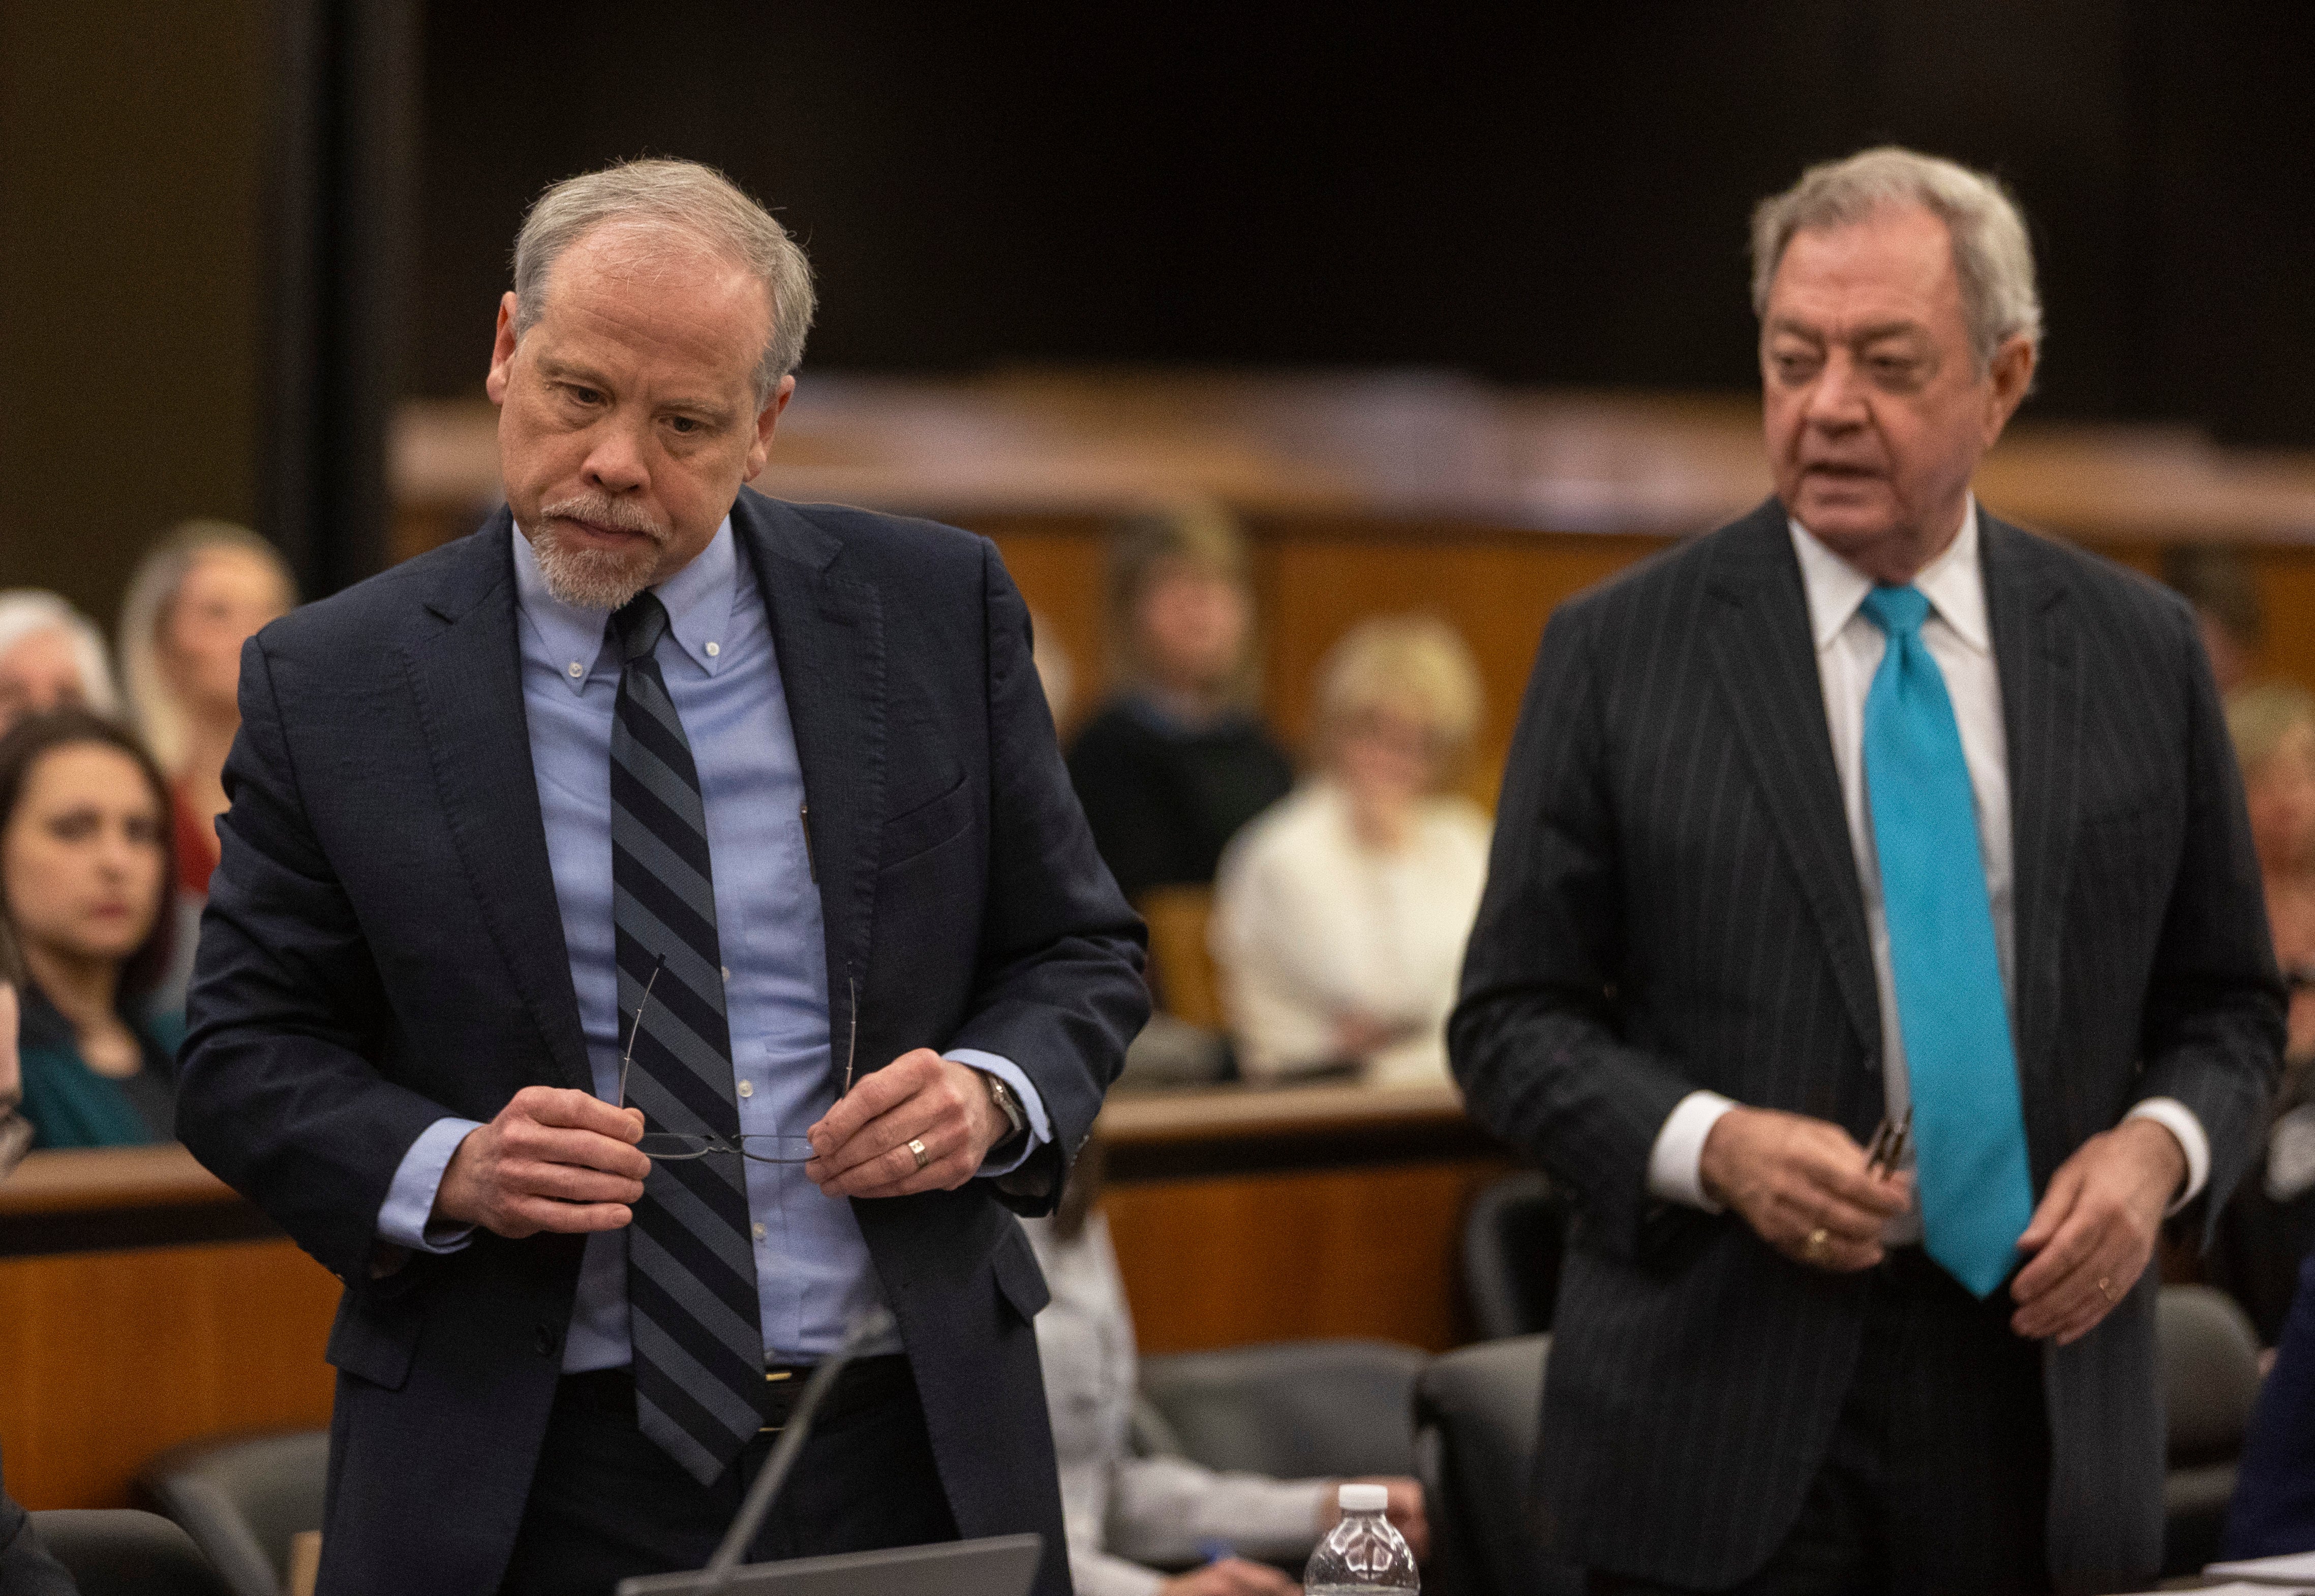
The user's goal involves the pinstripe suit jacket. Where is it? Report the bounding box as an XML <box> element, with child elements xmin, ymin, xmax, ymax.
<box><xmin>1450</xmin><ymin>498</ymin><xmax>2284</xmax><ymax>1591</ymax></box>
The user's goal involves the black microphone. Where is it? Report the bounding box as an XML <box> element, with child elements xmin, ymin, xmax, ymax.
<box><xmin>695</xmin><ymin>1304</ymin><xmax>899</xmax><ymax>1593</ymax></box>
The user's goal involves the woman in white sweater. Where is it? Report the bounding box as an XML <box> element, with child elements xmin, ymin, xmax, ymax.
<box><xmin>1025</xmin><ymin>1150</ymin><xmax>1427</xmax><ymax>1596</ymax></box>
<box><xmin>1211</xmin><ymin>616</ymin><xmax>1490</xmax><ymax>1086</ymax></box>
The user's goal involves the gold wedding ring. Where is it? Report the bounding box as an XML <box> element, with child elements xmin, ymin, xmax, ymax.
<box><xmin>1804</xmin><ymin>1226</ymin><xmax>1832</xmax><ymax>1264</ymax></box>
<box><xmin>907</xmin><ymin>1137</ymin><xmax>930</xmax><ymax>1172</ymax></box>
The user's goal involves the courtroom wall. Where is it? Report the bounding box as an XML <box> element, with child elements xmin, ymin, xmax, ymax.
<box><xmin>412</xmin><ymin>3</ymin><xmax>2315</xmax><ymax>443</ymax></box>
<box><xmin>0</xmin><ymin>0</ymin><xmax>267</xmax><ymax>625</ymax></box>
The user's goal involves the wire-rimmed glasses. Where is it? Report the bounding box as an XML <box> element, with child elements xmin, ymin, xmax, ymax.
<box><xmin>616</xmin><ymin>955</ymin><xmax>816</xmax><ymax>1164</ymax></box>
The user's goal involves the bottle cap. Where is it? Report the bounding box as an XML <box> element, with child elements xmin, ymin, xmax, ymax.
<box><xmin>1338</xmin><ymin>1483</ymin><xmax>1390</xmax><ymax>1513</ymax></box>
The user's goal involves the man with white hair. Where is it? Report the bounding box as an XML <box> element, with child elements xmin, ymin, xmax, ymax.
<box><xmin>1454</xmin><ymin>147</ymin><xmax>2282</xmax><ymax>1592</ymax></box>
<box><xmin>0</xmin><ymin>590</ymin><xmax>118</xmax><ymax>733</ymax></box>
<box><xmin>177</xmin><ymin>159</ymin><xmax>1145</xmax><ymax>1595</ymax></box>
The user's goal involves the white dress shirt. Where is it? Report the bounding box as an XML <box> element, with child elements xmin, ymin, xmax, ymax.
<box><xmin>1646</xmin><ymin>503</ymin><xmax>2208</xmax><ymax>1226</ymax></box>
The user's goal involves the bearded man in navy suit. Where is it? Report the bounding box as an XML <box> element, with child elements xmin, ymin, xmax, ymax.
<box><xmin>177</xmin><ymin>159</ymin><xmax>1146</xmax><ymax>1596</ymax></box>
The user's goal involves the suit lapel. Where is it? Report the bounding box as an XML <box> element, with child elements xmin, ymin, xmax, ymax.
<box><xmin>733</xmin><ymin>490</ymin><xmax>887</xmax><ymax>1072</ymax></box>
<box><xmin>1703</xmin><ymin>502</ymin><xmax>1883</xmax><ymax>1059</ymax></box>
<box><xmin>1981</xmin><ymin>512</ymin><xmax>2079</xmax><ymax>1165</ymax></box>
<box><xmin>396</xmin><ymin>514</ymin><xmax>593</xmax><ymax>1092</ymax></box>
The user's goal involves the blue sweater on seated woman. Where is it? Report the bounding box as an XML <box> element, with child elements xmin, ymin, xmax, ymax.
<box><xmin>15</xmin><ymin>980</ymin><xmax>181</xmax><ymax>1149</ymax></box>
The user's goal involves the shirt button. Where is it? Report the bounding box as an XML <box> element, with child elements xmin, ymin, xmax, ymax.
<box><xmin>751</xmin><ymin>1222</ymin><xmax>767</xmax><ymax>1240</ymax></box>
<box><xmin>737</xmin><ymin>1080</ymin><xmax>754</xmax><ymax>1098</ymax></box>
<box><xmin>706</xmin><ymin>641</ymin><xmax>721</xmax><ymax>657</ymax></box>
<box><xmin>721</xmin><ymin>966</ymin><xmax>730</xmax><ymax>982</ymax></box>
<box><xmin>566</xmin><ymin>661</ymin><xmax>584</xmax><ymax>679</ymax></box>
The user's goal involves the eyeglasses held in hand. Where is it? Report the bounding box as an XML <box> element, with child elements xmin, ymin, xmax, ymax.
<box><xmin>617</xmin><ymin>954</ymin><xmax>814</xmax><ymax>1164</ymax></box>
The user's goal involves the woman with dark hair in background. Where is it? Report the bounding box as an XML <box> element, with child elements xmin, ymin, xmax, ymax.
<box><xmin>1067</xmin><ymin>506</ymin><xmax>1294</xmax><ymax>904</ymax></box>
<box><xmin>0</xmin><ymin>708</ymin><xmax>182</xmax><ymax>1148</ymax></box>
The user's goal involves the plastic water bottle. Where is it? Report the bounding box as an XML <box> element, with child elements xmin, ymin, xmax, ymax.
<box><xmin>1304</xmin><ymin>1482</ymin><xmax>1420</xmax><ymax>1593</ymax></box>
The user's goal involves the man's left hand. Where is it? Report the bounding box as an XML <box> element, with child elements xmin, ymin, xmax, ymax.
<box><xmin>2009</xmin><ymin>1118</ymin><xmax>2186</xmax><ymax>1344</ymax></box>
<box><xmin>806</xmin><ymin>1050</ymin><xmax>1008</xmax><ymax>1198</ymax></box>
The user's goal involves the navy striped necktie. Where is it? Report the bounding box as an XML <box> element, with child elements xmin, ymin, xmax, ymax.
<box><xmin>608</xmin><ymin>591</ymin><xmax>767</xmax><ymax>1484</ymax></box>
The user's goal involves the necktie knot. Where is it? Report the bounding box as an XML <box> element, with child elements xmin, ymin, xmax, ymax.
<box><xmin>1860</xmin><ymin>584</ymin><xmax>1931</xmax><ymax>641</ymax></box>
<box><xmin>611</xmin><ymin>591</ymin><xmax>671</xmax><ymax>663</ymax></box>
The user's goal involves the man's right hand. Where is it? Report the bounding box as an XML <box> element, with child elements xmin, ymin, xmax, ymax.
<box><xmin>433</xmin><ymin>1086</ymin><xmax>650</xmax><ymax>1239</ymax></box>
<box><xmin>1699</xmin><ymin>1106</ymin><xmax>1908</xmax><ymax>1271</ymax></box>
<box><xmin>1157</xmin><ymin>1558</ymin><xmax>1300</xmax><ymax>1595</ymax></box>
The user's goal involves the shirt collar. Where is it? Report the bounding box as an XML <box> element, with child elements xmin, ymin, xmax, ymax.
<box><xmin>510</xmin><ymin>517</ymin><xmax>741</xmax><ymax>692</ymax></box>
<box><xmin>1786</xmin><ymin>499</ymin><xmax>1990</xmax><ymax>656</ymax></box>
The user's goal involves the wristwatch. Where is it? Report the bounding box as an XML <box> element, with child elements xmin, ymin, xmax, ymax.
<box><xmin>980</xmin><ymin>1071</ymin><xmax>1029</xmax><ymax>1154</ymax></box>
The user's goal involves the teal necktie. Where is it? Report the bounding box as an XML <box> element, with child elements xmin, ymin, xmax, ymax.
<box><xmin>1859</xmin><ymin>585</ymin><xmax>2035</xmax><ymax>1298</ymax></box>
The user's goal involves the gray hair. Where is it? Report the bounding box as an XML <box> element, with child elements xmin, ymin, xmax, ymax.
<box><xmin>511</xmin><ymin>159</ymin><xmax>816</xmax><ymax>402</ymax></box>
<box><xmin>0</xmin><ymin>590</ymin><xmax>119</xmax><ymax>718</ymax></box>
<box><xmin>1750</xmin><ymin>146</ymin><xmax>2043</xmax><ymax>371</ymax></box>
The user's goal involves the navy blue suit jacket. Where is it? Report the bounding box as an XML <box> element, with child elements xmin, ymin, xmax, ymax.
<box><xmin>176</xmin><ymin>488</ymin><xmax>1148</xmax><ymax>1595</ymax></box>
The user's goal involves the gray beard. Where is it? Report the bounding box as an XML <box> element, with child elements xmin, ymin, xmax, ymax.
<box><xmin>531</xmin><ymin>529</ymin><xmax>659</xmax><ymax>611</ymax></box>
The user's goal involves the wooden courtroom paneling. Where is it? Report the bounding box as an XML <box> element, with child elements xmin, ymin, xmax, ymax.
<box><xmin>0</xmin><ymin>1237</ymin><xmax>340</xmax><ymax>1509</ymax></box>
<box><xmin>1100</xmin><ymin>1158</ymin><xmax>1510</xmax><ymax>1355</ymax></box>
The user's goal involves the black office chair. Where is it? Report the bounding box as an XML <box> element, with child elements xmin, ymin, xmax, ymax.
<box><xmin>1411</xmin><ymin>1335</ymin><xmax>1579</xmax><ymax>1596</ymax></box>
<box><xmin>28</xmin><ymin>1509</ymin><xmax>230</xmax><ymax>1596</ymax></box>
<box><xmin>136</xmin><ymin>1429</ymin><xmax>327</xmax><ymax>1596</ymax></box>
<box><xmin>1138</xmin><ymin>1339</ymin><xmax>1430</xmax><ymax>1478</ymax></box>
<box><xmin>2160</xmin><ymin>1283</ymin><xmax>2264</xmax><ymax>1577</ymax></box>
<box><xmin>1462</xmin><ymin>1172</ymin><xmax>1571</xmax><ymax>1341</ymax></box>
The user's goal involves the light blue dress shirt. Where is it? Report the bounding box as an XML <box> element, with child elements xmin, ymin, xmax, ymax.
<box><xmin>376</xmin><ymin>519</ymin><xmax>1049</xmax><ymax>1369</ymax></box>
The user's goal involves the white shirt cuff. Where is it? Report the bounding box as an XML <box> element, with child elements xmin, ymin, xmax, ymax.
<box><xmin>2125</xmin><ymin>1097</ymin><xmax>2209</xmax><ymax>1216</ymax></box>
<box><xmin>1647</xmin><ymin>1091</ymin><xmax>1738</xmax><ymax>1211</ymax></box>
<box><xmin>945</xmin><ymin>1049</ymin><xmax>1051</xmax><ymax>1177</ymax></box>
<box><xmin>376</xmin><ymin>1117</ymin><xmax>485</xmax><ymax>1252</ymax></box>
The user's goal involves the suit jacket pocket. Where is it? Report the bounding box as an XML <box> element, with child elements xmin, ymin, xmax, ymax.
<box><xmin>991</xmin><ymin>1218</ymin><xmax>1052</xmax><ymax>1323</ymax></box>
<box><xmin>879</xmin><ymin>772</ymin><xmax>972</xmax><ymax>871</ymax></box>
<box><xmin>323</xmin><ymin>1285</ymin><xmax>422</xmax><ymax>1392</ymax></box>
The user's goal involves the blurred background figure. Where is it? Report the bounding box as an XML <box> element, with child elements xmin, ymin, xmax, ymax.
<box><xmin>1068</xmin><ymin>506</ymin><xmax>1293</xmax><ymax>906</ymax></box>
<box><xmin>1027</xmin><ymin>1142</ymin><xmax>1427</xmax><ymax>1595</ymax></box>
<box><xmin>0</xmin><ymin>709</ymin><xmax>181</xmax><ymax>1149</ymax></box>
<box><xmin>2165</xmin><ymin>545</ymin><xmax>2266</xmax><ymax>696</ymax></box>
<box><xmin>2209</xmin><ymin>682</ymin><xmax>2315</xmax><ymax>1342</ymax></box>
<box><xmin>0</xmin><ymin>591</ymin><xmax>119</xmax><ymax>735</ymax></box>
<box><xmin>1211</xmin><ymin>617</ymin><xmax>1488</xmax><ymax>1086</ymax></box>
<box><xmin>117</xmin><ymin>522</ymin><xmax>296</xmax><ymax>902</ymax></box>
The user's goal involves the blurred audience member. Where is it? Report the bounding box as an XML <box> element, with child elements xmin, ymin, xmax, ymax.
<box><xmin>1211</xmin><ymin>617</ymin><xmax>1488</xmax><ymax>1086</ymax></box>
<box><xmin>0</xmin><ymin>1432</ymin><xmax>76</xmax><ymax>1594</ymax></box>
<box><xmin>1068</xmin><ymin>507</ymin><xmax>1293</xmax><ymax>904</ymax></box>
<box><xmin>0</xmin><ymin>710</ymin><xmax>182</xmax><ymax>1148</ymax></box>
<box><xmin>1</xmin><ymin>926</ymin><xmax>31</xmax><ymax>1177</ymax></box>
<box><xmin>117</xmin><ymin>522</ymin><xmax>295</xmax><ymax>899</ymax></box>
<box><xmin>2164</xmin><ymin>545</ymin><xmax>2264</xmax><ymax>696</ymax></box>
<box><xmin>1028</xmin><ymin>1143</ymin><xmax>1426</xmax><ymax>1595</ymax></box>
<box><xmin>0</xmin><ymin>590</ymin><xmax>119</xmax><ymax>733</ymax></box>
<box><xmin>2209</xmin><ymin>683</ymin><xmax>2315</xmax><ymax>1341</ymax></box>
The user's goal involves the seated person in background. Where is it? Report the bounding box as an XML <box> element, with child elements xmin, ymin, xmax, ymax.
<box><xmin>1026</xmin><ymin>1142</ymin><xmax>1426</xmax><ymax>1595</ymax></box>
<box><xmin>2163</xmin><ymin>545</ymin><xmax>2264</xmax><ymax>697</ymax></box>
<box><xmin>0</xmin><ymin>590</ymin><xmax>120</xmax><ymax>735</ymax></box>
<box><xmin>1068</xmin><ymin>506</ymin><xmax>1294</xmax><ymax>904</ymax></box>
<box><xmin>1</xmin><ymin>931</ymin><xmax>33</xmax><ymax>1176</ymax></box>
<box><xmin>0</xmin><ymin>710</ymin><xmax>182</xmax><ymax>1148</ymax></box>
<box><xmin>2210</xmin><ymin>682</ymin><xmax>2315</xmax><ymax>1342</ymax></box>
<box><xmin>1211</xmin><ymin>617</ymin><xmax>1489</xmax><ymax>1086</ymax></box>
<box><xmin>0</xmin><ymin>1437</ymin><xmax>76</xmax><ymax>1595</ymax></box>
<box><xmin>117</xmin><ymin>521</ymin><xmax>296</xmax><ymax>901</ymax></box>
